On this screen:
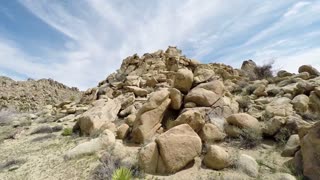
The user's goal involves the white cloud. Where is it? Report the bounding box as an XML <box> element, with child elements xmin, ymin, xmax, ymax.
<box><xmin>0</xmin><ymin>0</ymin><xmax>319</xmax><ymax>90</ymax></box>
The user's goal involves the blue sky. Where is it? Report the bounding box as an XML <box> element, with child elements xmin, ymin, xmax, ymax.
<box><xmin>0</xmin><ymin>0</ymin><xmax>320</xmax><ymax>90</ymax></box>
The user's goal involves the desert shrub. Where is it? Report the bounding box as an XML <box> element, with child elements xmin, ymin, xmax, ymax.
<box><xmin>91</xmin><ymin>152</ymin><xmax>142</xmax><ymax>180</ymax></box>
<box><xmin>239</xmin><ymin>128</ymin><xmax>262</xmax><ymax>149</ymax></box>
<box><xmin>275</xmin><ymin>127</ymin><xmax>291</xmax><ymax>146</ymax></box>
<box><xmin>254</xmin><ymin>61</ymin><xmax>274</xmax><ymax>80</ymax></box>
<box><xmin>61</xmin><ymin>128</ymin><xmax>73</xmax><ymax>136</ymax></box>
<box><xmin>69</xmin><ymin>95</ymin><xmax>76</xmax><ymax>102</ymax></box>
<box><xmin>112</xmin><ymin>167</ymin><xmax>132</xmax><ymax>180</ymax></box>
<box><xmin>236</xmin><ymin>96</ymin><xmax>251</xmax><ymax>112</ymax></box>
<box><xmin>0</xmin><ymin>108</ymin><xmax>16</xmax><ymax>126</ymax></box>
<box><xmin>245</xmin><ymin>85</ymin><xmax>256</xmax><ymax>95</ymax></box>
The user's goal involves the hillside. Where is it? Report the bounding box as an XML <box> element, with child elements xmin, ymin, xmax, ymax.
<box><xmin>0</xmin><ymin>46</ymin><xmax>319</xmax><ymax>180</ymax></box>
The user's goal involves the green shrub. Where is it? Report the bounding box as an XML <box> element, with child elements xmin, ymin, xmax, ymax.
<box><xmin>112</xmin><ymin>167</ymin><xmax>133</xmax><ymax>180</ymax></box>
<box><xmin>275</xmin><ymin>127</ymin><xmax>291</xmax><ymax>146</ymax></box>
<box><xmin>254</xmin><ymin>62</ymin><xmax>274</xmax><ymax>80</ymax></box>
<box><xmin>239</xmin><ymin>128</ymin><xmax>262</xmax><ymax>149</ymax></box>
<box><xmin>61</xmin><ymin>128</ymin><xmax>73</xmax><ymax>136</ymax></box>
<box><xmin>237</xmin><ymin>96</ymin><xmax>251</xmax><ymax>112</ymax></box>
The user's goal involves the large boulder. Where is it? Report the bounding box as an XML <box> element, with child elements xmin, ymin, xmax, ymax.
<box><xmin>169</xmin><ymin>88</ymin><xmax>183</xmax><ymax>110</ymax></box>
<box><xmin>298</xmin><ymin>65</ymin><xmax>320</xmax><ymax>76</ymax></box>
<box><xmin>203</xmin><ymin>145</ymin><xmax>230</xmax><ymax>170</ymax></box>
<box><xmin>75</xmin><ymin>98</ymin><xmax>121</xmax><ymax>136</ymax></box>
<box><xmin>173</xmin><ymin>69</ymin><xmax>194</xmax><ymax>93</ymax></box>
<box><xmin>185</xmin><ymin>80</ymin><xmax>225</xmax><ymax>107</ymax></box>
<box><xmin>265</xmin><ymin>97</ymin><xmax>294</xmax><ymax>117</ymax></box>
<box><xmin>155</xmin><ymin>124</ymin><xmax>202</xmax><ymax>173</ymax></box>
<box><xmin>236</xmin><ymin>154</ymin><xmax>259</xmax><ymax>178</ymax></box>
<box><xmin>300</xmin><ymin>122</ymin><xmax>320</xmax><ymax>180</ymax></box>
<box><xmin>282</xmin><ymin>134</ymin><xmax>300</xmax><ymax>157</ymax></box>
<box><xmin>131</xmin><ymin>89</ymin><xmax>171</xmax><ymax>143</ymax></box>
<box><xmin>126</xmin><ymin>86</ymin><xmax>148</xmax><ymax>97</ymax></box>
<box><xmin>138</xmin><ymin>142</ymin><xmax>159</xmax><ymax>174</ymax></box>
<box><xmin>199</xmin><ymin>123</ymin><xmax>226</xmax><ymax>142</ymax></box>
<box><xmin>168</xmin><ymin>110</ymin><xmax>205</xmax><ymax>132</ymax></box>
<box><xmin>225</xmin><ymin>113</ymin><xmax>261</xmax><ymax>137</ymax></box>
<box><xmin>309</xmin><ymin>90</ymin><xmax>320</xmax><ymax>113</ymax></box>
<box><xmin>292</xmin><ymin>94</ymin><xmax>309</xmax><ymax>113</ymax></box>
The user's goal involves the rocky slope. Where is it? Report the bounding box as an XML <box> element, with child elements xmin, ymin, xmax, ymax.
<box><xmin>0</xmin><ymin>77</ymin><xmax>82</xmax><ymax>111</ymax></box>
<box><xmin>1</xmin><ymin>46</ymin><xmax>320</xmax><ymax>180</ymax></box>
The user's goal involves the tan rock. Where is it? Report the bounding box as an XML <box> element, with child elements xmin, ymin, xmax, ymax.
<box><xmin>126</xmin><ymin>86</ymin><xmax>148</xmax><ymax>97</ymax></box>
<box><xmin>155</xmin><ymin>124</ymin><xmax>202</xmax><ymax>173</ymax></box>
<box><xmin>226</xmin><ymin>113</ymin><xmax>261</xmax><ymax>137</ymax></box>
<box><xmin>292</xmin><ymin>94</ymin><xmax>309</xmax><ymax>113</ymax></box>
<box><xmin>169</xmin><ymin>88</ymin><xmax>182</xmax><ymax>110</ymax></box>
<box><xmin>185</xmin><ymin>80</ymin><xmax>225</xmax><ymax>107</ymax></box>
<box><xmin>203</xmin><ymin>145</ymin><xmax>230</xmax><ymax>170</ymax></box>
<box><xmin>262</xmin><ymin>116</ymin><xmax>287</xmax><ymax>136</ymax></box>
<box><xmin>265</xmin><ymin>97</ymin><xmax>294</xmax><ymax>117</ymax></box>
<box><xmin>168</xmin><ymin>110</ymin><xmax>205</xmax><ymax>132</ymax></box>
<box><xmin>116</xmin><ymin>124</ymin><xmax>130</xmax><ymax>139</ymax></box>
<box><xmin>298</xmin><ymin>65</ymin><xmax>320</xmax><ymax>76</ymax></box>
<box><xmin>131</xmin><ymin>89</ymin><xmax>171</xmax><ymax>143</ymax></box>
<box><xmin>138</xmin><ymin>142</ymin><xmax>159</xmax><ymax>174</ymax></box>
<box><xmin>173</xmin><ymin>69</ymin><xmax>194</xmax><ymax>93</ymax></box>
<box><xmin>300</xmin><ymin>122</ymin><xmax>320</xmax><ymax>180</ymax></box>
<box><xmin>76</xmin><ymin>98</ymin><xmax>121</xmax><ymax>136</ymax></box>
<box><xmin>199</xmin><ymin>123</ymin><xmax>226</xmax><ymax>142</ymax></box>
<box><xmin>236</xmin><ymin>154</ymin><xmax>259</xmax><ymax>178</ymax></box>
<box><xmin>282</xmin><ymin>134</ymin><xmax>300</xmax><ymax>157</ymax></box>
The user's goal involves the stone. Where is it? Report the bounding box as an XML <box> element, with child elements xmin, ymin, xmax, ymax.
<box><xmin>173</xmin><ymin>68</ymin><xmax>194</xmax><ymax>93</ymax></box>
<box><xmin>265</xmin><ymin>97</ymin><xmax>294</xmax><ymax>117</ymax></box>
<box><xmin>236</xmin><ymin>154</ymin><xmax>259</xmax><ymax>178</ymax></box>
<box><xmin>169</xmin><ymin>88</ymin><xmax>182</xmax><ymax>110</ymax></box>
<box><xmin>168</xmin><ymin>110</ymin><xmax>205</xmax><ymax>132</ymax></box>
<box><xmin>282</xmin><ymin>134</ymin><xmax>300</xmax><ymax>157</ymax></box>
<box><xmin>277</xmin><ymin>70</ymin><xmax>293</xmax><ymax>77</ymax></box>
<box><xmin>253</xmin><ymin>84</ymin><xmax>267</xmax><ymax>97</ymax></box>
<box><xmin>263</xmin><ymin>173</ymin><xmax>296</xmax><ymax>180</ymax></box>
<box><xmin>75</xmin><ymin>98</ymin><xmax>121</xmax><ymax>136</ymax></box>
<box><xmin>225</xmin><ymin>113</ymin><xmax>261</xmax><ymax>137</ymax></box>
<box><xmin>300</xmin><ymin>122</ymin><xmax>320</xmax><ymax>180</ymax></box>
<box><xmin>155</xmin><ymin>124</ymin><xmax>202</xmax><ymax>173</ymax></box>
<box><xmin>193</xmin><ymin>66</ymin><xmax>215</xmax><ymax>84</ymax></box>
<box><xmin>298</xmin><ymin>65</ymin><xmax>320</xmax><ymax>76</ymax></box>
<box><xmin>292</xmin><ymin>94</ymin><xmax>309</xmax><ymax>113</ymax></box>
<box><xmin>262</xmin><ymin>116</ymin><xmax>286</xmax><ymax>136</ymax></box>
<box><xmin>203</xmin><ymin>145</ymin><xmax>230</xmax><ymax>170</ymax></box>
<box><xmin>185</xmin><ymin>80</ymin><xmax>225</xmax><ymax>107</ymax></box>
<box><xmin>126</xmin><ymin>86</ymin><xmax>148</xmax><ymax>97</ymax></box>
<box><xmin>138</xmin><ymin>142</ymin><xmax>159</xmax><ymax>174</ymax></box>
<box><xmin>199</xmin><ymin>123</ymin><xmax>226</xmax><ymax>142</ymax></box>
<box><xmin>131</xmin><ymin>89</ymin><xmax>171</xmax><ymax>143</ymax></box>
<box><xmin>116</xmin><ymin>124</ymin><xmax>130</xmax><ymax>139</ymax></box>
<box><xmin>64</xmin><ymin>129</ymin><xmax>115</xmax><ymax>160</ymax></box>
<box><xmin>125</xmin><ymin>114</ymin><xmax>136</xmax><ymax>127</ymax></box>
<box><xmin>309</xmin><ymin>91</ymin><xmax>320</xmax><ymax>113</ymax></box>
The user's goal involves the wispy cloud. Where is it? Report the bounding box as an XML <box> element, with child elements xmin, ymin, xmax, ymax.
<box><xmin>0</xmin><ymin>0</ymin><xmax>319</xmax><ymax>89</ymax></box>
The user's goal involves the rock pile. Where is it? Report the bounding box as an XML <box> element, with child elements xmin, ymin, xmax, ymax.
<box><xmin>0</xmin><ymin>77</ymin><xmax>81</xmax><ymax>112</ymax></box>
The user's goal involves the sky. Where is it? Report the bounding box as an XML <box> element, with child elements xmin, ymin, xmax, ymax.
<box><xmin>0</xmin><ymin>0</ymin><xmax>320</xmax><ymax>90</ymax></box>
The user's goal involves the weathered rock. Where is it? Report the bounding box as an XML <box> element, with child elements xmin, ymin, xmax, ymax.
<box><xmin>185</xmin><ymin>80</ymin><xmax>225</xmax><ymax>107</ymax></box>
<box><xmin>155</xmin><ymin>124</ymin><xmax>202</xmax><ymax>173</ymax></box>
<box><xmin>169</xmin><ymin>88</ymin><xmax>182</xmax><ymax>110</ymax></box>
<box><xmin>253</xmin><ymin>84</ymin><xmax>267</xmax><ymax>97</ymax></box>
<box><xmin>292</xmin><ymin>94</ymin><xmax>309</xmax><ymax>113</ymax></box>
<box><xmin>132</xmin><ymin>89</ymin><xmax>171</xmax><ymax>143</ymax></box>
<box><xmin>138</xmin><ymin>142</ymin><xmax>159</xmax><ymax>174</ymax></box>
<box><xmin>173</xmin><ymin>69</ymin><xmax>194</xmax><ymax>93</ymax></box>
<box><xmin>309</xmin><ymin>91</ymin><xmax>320</xmax><ymax>113</ymax></box>
<box><xmin>225</xmin><ymin>113</ymin><xmax>261</xmax><ymax>137</ymax></box>
<box><xmin>76</xmin><ymin>98</ymin><xmax>121</xmax><ymax>136</ymax></box>
<box><xmin>168</xmin><ymin>110</ymin><xmax>205</xmax><ymax>132</ymax></box>
<box><xmin>300</xmin><ymin>122</ymin><xmax>320</xmax><ymax>180</ymax></box>
<box><xmin>116</xmin><ymin>124</ymin><xmax>130</xmax><ymax>139</ymax></box>
<box><xmin>298</xmin><ymin>65</ymin><xmax>320</xmax><ymax>76</ymax></box>
<box><xmin>264</xmin><ymin>173</ymin><xmax>296</xmax><ymax>180</ymax></box>
<box><xmin>126</xmin><ymin>86</ymin><xmax>148</xmax><ymax>97</ymax></box>
<box><xmin>64</xmin><ymin>129</ymin><xmax>115</xmax><ymax>160</ymax></box>
<box><xmin>193</xmin><ymin>66</ymin><xmax>215</xmax><ymax>84</ymax></box>
<box><xmin>265</xmin><ymin>97</ymin><xmax>294</xmax><ymax>117</ymax></box>
<box><xmin>203</xmin><ymin>145</ymin><xmax>230</xmax><ymax>170</ymax></box>
<box><xmin>282</xmin><ymin>134</ymin><xmax>300</xmax><ymax>157</ymax></box>
<box><xmin>262</xmin><ymin>116</ymin><xmax>286</xmax><ymax>136</ymax></box>
<box><xmin>236</xmin><ymin>154</ymin><xmax>259</xmax><ymax>178</ymax></box>
<box><xmin>277</xmin><ymin>70</ymin><xmax>293</xmax><ymax>77</ymax></box>
<box><xmin>199</xmin><ymin>123</ymin><xmax>226</xmax><ymax>142</ymax></box>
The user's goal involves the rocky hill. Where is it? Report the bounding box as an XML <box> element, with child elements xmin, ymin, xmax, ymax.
<box><xmin>1</xmin><ymin>46</ymin><xmax>320</xmax><ymax>180</ymax></box>
<box><xmin>0</xmin><ymin>76</ymin><xmax>82</xmax><ymax>111</ymax></box>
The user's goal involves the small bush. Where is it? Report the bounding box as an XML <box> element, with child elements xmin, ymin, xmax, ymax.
<box><xmin>275</xmin><ymin>127</ymin><xmax>291</xmax><ymax>146</ymax></box>
<box><xmin>300</xmin><ymin>112</ymin><xmax>318</xmax><ymax>121</ymax></box>
<box><xmin>0</xmin><ymin>109</ymin><xmax>16</xmax><ymax>126</ymax></box>
<box><xmin>239</xmin><ymin>128</ymin><xmax>262</xmax><ymax>149</ymax></box>
<box><xmin>112</xmin><ymin>167</ymin><xmax>132</xmax><ymax>180</ymax></box>
<box><xmin>61</xmin><ymin>128</ymin><xmax>73</xmax><ymax>136</ymax></box>
<box><xmin>254</xmin><ymin>61</ymin><xmax>274</xmax><ymax>80</ymax></box>
<box><xmin>237</xmin><ymin>96</ymin><xmax>251</xmax><ymax>112</ymax></box>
